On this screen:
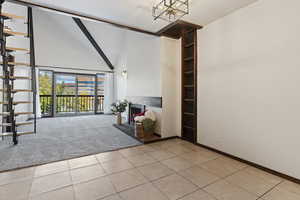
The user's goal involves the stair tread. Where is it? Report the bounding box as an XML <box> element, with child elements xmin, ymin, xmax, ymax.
<box><xmin>0</xmin><ymin>76</ymin><xmax>31</xmax><ymax>80</ymax></box>
<box><xmin>2</xmin><ymin>121</ymin><xmax>33</xmax><ymax>126</ymax></box>
<box><xmin>0</xmin><ymin>112</ymin><xmax>33</xmax><ymax>115</ymax></box>
<box><xmin>1</xmin><ymin>12</ymin><xmax>25</xmax><ymax>20</ymax></box>
<box><xmin>0</xmin><ymin>62</ymin><xmax>31</xmax><ymax>66</ymax></box>
<box><xmin>0</xmin><ymin>89</ymin><xmax>33</xmax><ymax>93</ymax></box>
<box><xmin>4</xmin><ymin>29</ymin><xmax>28</xmax><ymax>37</ymax></box>
<box><xmin>1</xmin><ymin>131</ymin><xmax>34</xmax><ymax>137</ymax></box>
<box><xmin>6</xmin><ymin>47</ymin><xmax>30</xmax><ymax>52</ymax></box>
<box><xmin>0</xmin><ymin>101</ymin><xmax>32</xmax><ymax>105</ymax></box>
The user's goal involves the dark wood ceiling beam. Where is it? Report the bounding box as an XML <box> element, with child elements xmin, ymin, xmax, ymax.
<box><xmin>73</xmin><ymin>17</ymin><xmax>114</xmax><ymax>70</ymax></box>
<box><xmin>6</xmin><ymin>0</ymin><xmax>159</xmax><ymax>37</ymax></box>
<box><xmin>157</xmin><ymin>20</ymin><xmax>203</xmax><ymax>39</ymax></box>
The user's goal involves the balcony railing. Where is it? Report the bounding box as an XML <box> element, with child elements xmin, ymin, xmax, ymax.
<box><xmin>40</xmin><ymin>95</ymin><xmax>104</xmax><ymax>116</ymax></box>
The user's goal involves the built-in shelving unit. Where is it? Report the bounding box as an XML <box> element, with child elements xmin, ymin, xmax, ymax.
<box><xmin>181</xmin><ymin>28</ymin><xmax>197</xmax><ymax>143</ymax></box>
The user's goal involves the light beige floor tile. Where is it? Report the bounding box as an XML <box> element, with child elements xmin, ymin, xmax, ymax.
<box><xmin>95</xmin><ymin>151</ymin><xmax>124</xmax><ymax>163</ymax></box>
<box><xmin>147</xmin><ymin>150</ymin><xmax>176</xmax><ymax>161</ymax></box>
<box><xmin>276</xmin><ymin>181</ymin><xmax>300</xmax><ymax>195</ymax></box>
<box><xmin>30</xmin><ymin>171</ymin><xmax>72</xmax><ymax>196</ymax></box>
<box><xmin>119</xmin><ymin>183</ymin><xmax>168</xmax><ymax>200</ymax></box>
<box><xmin>161</xmin><ymin>157</ymin><xmax>194</xmax><ymax>172</ymax></box>
<box><xmin>262</xmin><ymin>187</ymin><xmax>300</xmax><ymax>200</ymax></box>
<box><xmin>165</xmin><ymin>145</ymin><xmax>193</xmax><ymax>155</ymax></box>
<box><xmin>225</xmin><ymin>168</ymin><xmax>282</xmax><ymax>196</ymax></box>
<box><xmin>34</xmin><ymin>161</ymin><xmax>68</xmax><ymax>177</ymax></box>
<box><xmin>198</xmin><ymin>157</ymin><xmax>246</xmax><ymax>178</ymax></box>
<box><xmin>179</xmin><ymin>189</ymin><xmax>216</xmax><ymax>200</ymax></box>
<box><xmin>193</xmin><ymin>148</ymin><xmax>221</xmax><ymax>159</ymax></box>
<box><xmin>179</xmin><ymin>166</ymin><xmax>219</xmax><ymax>188</ymax></box>
<box><xmin>73</xmin><ymin>176</ymin><xmax>116</xmax><ymax>200</ymax></box>
<box><xmin>0</xmin><ymin>179</ymin><xmax>32</xmax><ymax>200</ymax></box>
<box><xmin>68</xmin><ymin>155</ymin><xmax>98</xmax><ymax>169</ymax></box>
<box><xmin>102</xmin><ymin>158</ymin><xmax>134</xmax><ymax>174</ymax></box>
<box><xmin>118</xmin><ymin>146</ymin><xmax>145</xmax><ymax>157</ymax></box>
<box><xmin>137</xmin><ymin>162</ymin><xmax>175</xmax><ymax>181</ymax></box>
<box><xmin>70</xmin><ymin>164</ymin><xmax>106</xmax><ymax>184</ymax></box>
<box><xmin>204</xmin><ymin>180</ymin><xmax>258</xmax><ymax>200</ymax></box>
<box><xmin>101</xmin><ymin>194</ymin><xmax>123</xmax><ymax>200</ymax></box>
<box><xmin>30</xmin><ymin>186</ymin><xmax>74</xmax><ymax>200</ymax></box>
<box><xmin>244</xmin><ymin>167</ymin><xmax>282</xmax><ymax>185</ymax></box>
<box><xmin>180</xmin><ymin>151</ymin><xmax>217</xmax><ymax>165</ymax></box>
<box><xmin>0</xmin><ymin>167</ymin><xmax>35</xmax><ymax>186</ymax></box>
<box><xmin>153</xmin><ymin>174</ymin><xmax>198</xmax><ymax>200</ymax></box>
<box><xmin>108</xmin><ymin>168</ymin><xmax>148</xmax><ymax>192</ymax></box>
<box><xmin>126</xmin><ymin>153</ymin><xmax>156</xmax><ymax>167</ymax></box>
<box><xmin>135</xmin><ymin>145</ymin><xmax>157</xmax><ymax>153</ymax></box>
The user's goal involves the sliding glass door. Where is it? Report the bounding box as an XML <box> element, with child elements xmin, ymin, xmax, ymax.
<box><xmin>77</xmin><ymin>75</ymin><xmax>96</xmax><ymax>114</ymax></box>
<box><xmin>39</xmin><ymin>70</ymin><xmax>105</xmax><ymax>117</ymax></box>
<box><xmin>54</xmin><ymin>73</ymin><xmax>77</xmax><ymax>116</ymax></box>
<box><xmin>95</xmin><ymin>73</ymin><xmax>105</xmax><ymax>114</ymax></box>
<box><xmin>39</xmin><ymin>70</ymin><xmax>54</xmax><ymax>117</ymax></box>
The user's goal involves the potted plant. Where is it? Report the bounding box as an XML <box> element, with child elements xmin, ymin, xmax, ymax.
<box><xmin>111</xmin><ymin>100</ymin><xmax>128</xmax><ymax>125</ymax></box>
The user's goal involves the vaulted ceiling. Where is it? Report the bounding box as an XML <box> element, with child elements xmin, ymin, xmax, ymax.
<box><xmin>23</xmin><ymin>0</ymin><xmax>258</xmax><ymax>32</ymax></box>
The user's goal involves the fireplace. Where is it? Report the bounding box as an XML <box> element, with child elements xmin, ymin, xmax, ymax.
<box><xmin>128</xmin><ymin>103</ymin><xmax>146</xmax><ymax>125</ymax></box>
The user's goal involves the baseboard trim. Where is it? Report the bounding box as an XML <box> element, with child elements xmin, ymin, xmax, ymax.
<box><xmin>196</xmin><ymin>142</ymin><xmax>300</xmax><ymax>184</ymax></box>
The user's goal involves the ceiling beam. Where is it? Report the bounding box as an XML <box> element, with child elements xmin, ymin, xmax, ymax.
<box><xmin>6</xmin><ymin>0</ymin><xmax>160</xmax><ymax>37</ymax></box>
<box><xmin>157</xmin><ymin>20</ymin><xmax>203</xmax><ymax>39</ymax></box>
<box><xmin>73</xmin><ymin>17</ymin><xmax>114</xmax><ymax>70</ymax></box>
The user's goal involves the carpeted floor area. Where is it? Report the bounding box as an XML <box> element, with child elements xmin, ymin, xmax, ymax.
<box><xmin>0</xmin><ymin>115</ymin><xmax>141</xmax><ymax>172</ymax></box>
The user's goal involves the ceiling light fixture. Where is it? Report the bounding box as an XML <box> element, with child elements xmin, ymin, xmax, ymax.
<box><xmin>153</xmin><ymin>0</ymin><xmax>189</xmax><ymax>22</ymax></box>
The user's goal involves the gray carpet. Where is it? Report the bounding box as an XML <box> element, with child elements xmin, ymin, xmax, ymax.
<box><xmin>0</xmin><ymin>115</ymin><xmax>141</xmax><ymax>172</ymax></box>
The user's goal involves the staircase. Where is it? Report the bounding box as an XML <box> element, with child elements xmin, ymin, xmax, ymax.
<box><xmin>0</xmin><ymin>1</ymin><xmax>36</xmax><ymax>145</ymax></box>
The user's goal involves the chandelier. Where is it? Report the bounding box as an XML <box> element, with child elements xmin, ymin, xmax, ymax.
<box><xmin>153</xmin><ymin>0</ymin><xmax>189</xmax><ymax>22</ymax></box>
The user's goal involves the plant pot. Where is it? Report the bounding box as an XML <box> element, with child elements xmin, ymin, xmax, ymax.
<box><xmin>116</xmin><ymin>113</ymin><xmax>122</xmax><ymax>125</ymax></box>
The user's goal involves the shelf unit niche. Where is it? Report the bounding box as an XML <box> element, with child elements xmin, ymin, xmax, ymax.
<box><xmin>181</xmin><ymin>29</ymin><xmax>197</xmax><ymax>143</ymax></box>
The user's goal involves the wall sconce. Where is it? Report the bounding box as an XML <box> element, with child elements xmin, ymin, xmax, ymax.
<box><xmin>121</xmin><ymin>70</ymin><xmax>128</xmax><ymax>79</ymax></box>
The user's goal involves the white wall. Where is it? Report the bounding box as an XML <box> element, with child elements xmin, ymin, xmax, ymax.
<box><xmin>33</xmin><ymin>8</ymin><xmax>109</xmax><ymax>71</ymax></box>
<box><xmin>197</xmin><ymin>0</ymin><xmax>300</xmax><ymax>179</ymax></box>
<box><xmin>161</xmin><ymin>37</ymin><xmax>181</xmax><ymax>138</ymax></box>
<box><xmin>124</xmin><ymin>31</ymin><xmax>161</xmax><ymax>97</ymax></box>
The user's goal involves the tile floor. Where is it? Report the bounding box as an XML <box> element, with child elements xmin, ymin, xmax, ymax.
<box><xmin>0</xmin><ymin>138</ymin><xmax>299</xmax><ymax>200</ymax></box>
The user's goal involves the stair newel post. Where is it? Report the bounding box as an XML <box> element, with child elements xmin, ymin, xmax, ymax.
<box><xmin>27</xmin><ymin>7</ymin><xmax>36</xmax><ymax>133</ymax></box>
<box><xmin>0</xmin><ymin>0</ymin><xmax>12</xmax><ymax>140</ymax></box>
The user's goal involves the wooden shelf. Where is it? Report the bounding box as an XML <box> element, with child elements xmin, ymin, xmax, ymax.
<box><xmin>183</xmin><ymin>112</ymin><xmax>195</xmax><ymax>116</ymax></box>
<box><xmin>4</xmin><ymin>29</ymin><xmax>28</xmax><ymax>37</ymax></box>
<box><xmin>0</xmin><ymin>12</ymin><xmax>25</xmax><ymax>20</ymax></box>
<box><xmin>185</xmin><ymin>42</ymin><xmax>194</xmax><ymax>48</ymax></box>
<box><xmin>183</xmin><ymin>125</ymin><xmax>195</xmax><ymax>130</ymax></box>
<box><xmin>184</xmin><ymin>57</ymin><xmax>194</xmax><ymax>62</ymax></box>
<box><xmin>183</xmin><ymin>84</ymin><xmax>194</xmax><ymax>88</ymax></box>
<box><xmin>184</xmin><ymin>99</ymin><xmax>194</xmax><ymax>102</ymax></box>
<box><xmin>184</xmin><ymin>70</ymin><xmax>193</xmax><ymax>75</ymax></box>
<box><xmin>0</xmin><ymin>62</ymin><xmax>31</xmax><ymax>67</ymax></box>
<box><xmin>6</xmin><ymin>47</ymin><xmax>30</xmax><ymax>52</ymax></box>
